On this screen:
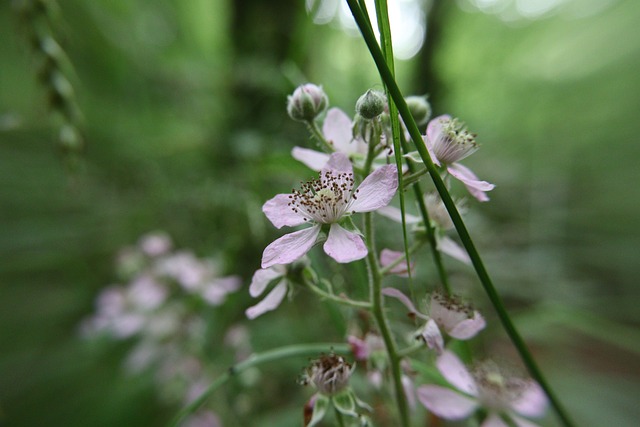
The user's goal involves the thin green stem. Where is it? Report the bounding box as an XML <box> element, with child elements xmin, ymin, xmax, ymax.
<box><xmin>306</xmin><ymin>119</ymin><xmax>334</xmax><ymax>152</ymax></box>
<box><xmin>169</xmin><ymin>343</ymin><xmax>349</xmax><ymax>426</ymax></box>
<box><xmin>305</xmin><ymin>278</ymin><xmax>372</xmax><ymax>309</ymax></box>
<box><xmin>364</xmin><ymin>213</ymin><xmax>410</xmax><ymax>427</ymax></box>
<box><xmin>345</xmin><ymin>1</ymin><xmax>575</xmax><ymax>426</ymax></box>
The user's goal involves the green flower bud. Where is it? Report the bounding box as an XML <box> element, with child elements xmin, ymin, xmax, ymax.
<box><xmin>405</xmin><ymin>95</ymin><xmax>432</xmax><ymax>127</ymax></box>
<box><xmin>287</xmin><ymin>83</ymin><xmax>328</xmax><ymax>122</ymax></box>
<box><xmin>355</xmin><ymin>90</ymin><xmax>386</xmax><ymax>120</ymax></box>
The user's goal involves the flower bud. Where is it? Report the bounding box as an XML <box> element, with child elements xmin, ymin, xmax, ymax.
<box><xmin>405</xmin><ymin>95</ymin><xmax>432</xmax><ymax>126</ymax></box>
<box><xmin>287</xmin><ymin>83</ymin><xmax>328</xmax><ymax>122</ymax></box>
<box><xmin>355</xmin><ymin>90</ymin><xmax>386</xmax><ymax>120</ymax></box>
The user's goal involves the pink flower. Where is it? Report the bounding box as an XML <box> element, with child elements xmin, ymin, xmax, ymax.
<box><xmin>382</xmin><ymin>288</ymin><xmax>485</xmax><ymax>354</ymax></box>
<box><xmin>424</xmin><ymin>115</ymin><xmax>495</xmax><ymax>202</ymax></box>
<box><xmin>261</xmin><ymin>152</ymin><xmax>398</xmax><ymax>268</ymax></box>
<box><xmin>245</xmin><ymin>265</ymin><xmax>289</xmax><ymax>319</ymax></box>
<box><xmin>292</xmin><ymin>108</ymin><xmax>387</xmax><ymax>171</ymax></box>
<box><xmin>417</xmin><ymin>351</ymin><xmax>548</xmax><ymax>427</ymax></box>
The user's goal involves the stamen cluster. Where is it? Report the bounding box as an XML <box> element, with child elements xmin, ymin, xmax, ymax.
<box><xmin>472</xmin><ymin>361</ymin><xmax>530</xmax><ymax>410</ymax></box>
<box><xmin>433</xmin><ymin>117</ymin><xmax>479</xmax><ymax>164</ymax></box>
<box><xmin>288</xmin><ymin>171</ymin><xmax>357</xmax><ymax>224</ymax></box>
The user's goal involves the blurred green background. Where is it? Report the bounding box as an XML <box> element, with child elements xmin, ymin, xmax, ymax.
<box><xmin>1</xmin><ymin>0</ymin><xmax>639</xmax><ymax>426</ymax></box>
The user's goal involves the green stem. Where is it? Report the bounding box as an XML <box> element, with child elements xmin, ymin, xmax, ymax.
<box><xmin>168</xmin><ymin>343</ymin><xmax>349</xmax><ymax>426</ymax></box>
<box><xmin>364</xmin><ymin>213</ymin><xmax>410</xmax><ymax>427</ymax></box>
<box><xmin>306</xmin><ymin>119</ymin><xmax>334</xmax><ymax>153</ymax></box>
<box><xmin>345</xmin><ymin>1</ymin><xmax>575</xmax><ymax>426</ymax></box>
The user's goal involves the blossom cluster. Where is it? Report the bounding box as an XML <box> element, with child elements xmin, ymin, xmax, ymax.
<box><xmin>81</xmin><ymin>232</ymin><xmax>242</xmax><ymax>427</ymax></box>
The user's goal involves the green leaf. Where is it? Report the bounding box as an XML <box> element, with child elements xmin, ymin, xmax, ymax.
<box><xmin>307</xmin><ymin>394</ymin><xmax>329</xmax><ymax>427</ymax></box>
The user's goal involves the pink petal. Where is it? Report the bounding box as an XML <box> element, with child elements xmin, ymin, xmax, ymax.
<box><xmin>377</xmin><ymin>206</ymin><xmax>421</xmax><ymax>224</ymax></box>
<box><xmin>436</xmin><ymin>350</ymin><xmax>478</xmax><ymax>396</ymax></box>
<box><xmin>291</xmin><ymin>147</ymin><xmax>330</xmax><ymax>171</ymax></box>
<box><xmin>423</xmin><ymin>135</ymin><xmax>441</xmax><ymax>167</ymax></box>
<box><xmin>510</xmin><ymin>382</ymin><xmax>548</xmax><ymax>418</ymax></box>
<box><xmin>382</xmin><ymin>288</ymin><xmax>429</xmax><ymax>320</ymax></box>
<box><xmin>349</xmin><ymin>164</ymin><xmax>398</xmax><ymax>213</ymax></box>
<box><xmin>481</xmin><ymin>413</ymin><xmax>510</xmax><ymax>427</ymax></box>
<box><xmin>511</xmin><ymin>415</ymin><xmax>544</xmax><ymax>427</ymax></box>
<box><xmin>416</xmin><ymin>385</ymin><xmax>478</xmax><ymax>420</ymax></box>
<box><xmin>348</xmin><ymin>335</ymin><xmax>369</xmax><ymax>361</ymax></box>
<box><xmin>421</xmin><ymin>318</ymin><xmax>444</xmax><ymax>353</ymax></box>
<box><xmin>380</xmin><ymin>249</ymin><xmax>414</xmax><ymax>277</ymax></box>
<box><xmin>323</xmin><ymin>108</ymin><xmax>354</xmax><ymax>153</ymax></box>
<box><xmin>323</xmin><ymin>224</ymin><xmax>367</xmax><ymax>263</ymax></box>
<box><xmin>426</xmin><ymin>115</ymin><xmax>451</xmax><ymax>145</ymax></box>
<box><xmin>262</xmin><ymin>194</ymin><xmax>307</xmax><ymax>229</ymax></box>
<box><xmin>249</xmin><ymin>266</ymin><xmax>284</xmax><ymax>297</ymax></box>
<box><xmin>322</xmin><ymin>152</ymin><xmax>353</xmax><ymax>175</ymax></box>
<box><xmin>245</xmin><ymin>280</ymin><xmax>287</xmax><ymax>319</ymax></box>
<box><xmin>447</xmin><ymin>163</ymin><xmax>495</xmax><ymax>202</ymax></box>
<box><xmin>437</xmin><ymin>235</ymin><xmax>471</xmax><ymax>265</ymax></box>
<box><xmin>261</xmin><ymin>226</ymin><xmax>320</xmax><ymax>268</ymax></box>
<box><xmin>447</xmin><ymin>312</ymin><xmax>486</xmax><ymax>340</ymax></box>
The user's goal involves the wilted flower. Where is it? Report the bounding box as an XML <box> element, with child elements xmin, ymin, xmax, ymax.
<box><xmin>287</xmin><ymin>83</ymin><xmax>328</xmax><ymax>122</ymax></box>
<box><xmin>304</xmin><ymin>353</ymin><xmax>355</xmax><ymax>396</ymax></box>
<box><xmin>382</xmin><ymin>288</ymin><xmax>485</xmax><ymax>354</ymax></box>
<box><xmin>417</xmin><ymin>351</ymin><xmax>548</xmax><ymax>427</ymax></box>
<box><xmin>261</xmin><ymin>152</ymin><xmax>398</xmax><ymax>267</ymax></box>
<box><xmin>424</xmin><ymin>115</ymin><xmax>495</xmax><ymax>202</ymax></box>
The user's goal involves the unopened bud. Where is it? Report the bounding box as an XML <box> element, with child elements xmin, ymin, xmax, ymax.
<box><xmin>405</xmin><ymin>95</ymin><xmax>432</xmax><ymax>126</ymax></box>
<box><xmin>287</xmin><ymin>83</ymin><xmax>328</xmax><ymax>122</ymax></box>
<box><xmin>356</xmin><ymin>90</ymin><xmax>386</xmax><ymax>120</ymax></box>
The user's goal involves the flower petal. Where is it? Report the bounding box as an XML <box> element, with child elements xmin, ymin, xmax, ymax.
<box><xmin>381</xmin><ymin>288</ymin><xmax>428</xmax><ymax>320</ymax></box>
<box><xmin>436</xmin><ymin>350</ymin><xmax>478</xmax><ymax>396</ymax></box>
<box><xmin>291</xmin><ymin>147</ymin><xmax>330</xmax><ymax>171</ymax></box>
<box><xmin>447</xmin><ymin>311</ymin><xmax>486</xmax><ymax>340</ymax></box>
<box><xmin>447</xmin><ymin>163</ymin><xmax>495</xmax><ymax>202</ymax></box>
<box><xmin>322</xmin><ymin>152</ymin><xmax>353</xmax><ymax>176</ymax></box>
<box><xmin>262</xmin><ymin>194</ymin><xmax>308</xmax><ymax>229</ymax></box>
<box><xmin>511</xmin><ymin>382</ymin><xmax>548</xmax><ymax>418</ymax></box>
<box><xmin>349</xmin><ymin>164</ymin><xmax>398</xmax><ymax>213</ymax></box>
<box><xmin>421</xmin><ymin>318</ymin><xmax>445</xmax><ymax>354</ymax></box>
<box><xmin>245</xmin><ymin>280</ymin><xmax>287</xmax><ymax>319</ymax></box>
<box><xmin>261</xmin><ymin>226</ymin><xmax>320</xmax><ymax>268</ymax></box>
<box><xmin>416</xmin><ymin>385</ymin><xmax>478</xmax><ymax>420</ymax></box>
<box><xmin>249</xmin><ymin>266</ymin><xmax>284</xmax><ymax>297</ymax></box>
<box><xmin>323</xmin><ymin>108</ymin><xmax>354</xmax><ymax>153</ymax></box>
<box><xmin>481</xmin><ymin>413</ymin><xmax>510</xmax><ymax>427</ymax></box>
<box><xmin>437</xmin><ymin>235</ymin><xmax>471</xmax><ymax>265</ymax></box>
<box><xmin>377</xmin><ymin>205</ymin><xmax>422</xmax><ymax>224</ymax></box>
<box><xmin>323</xmin><ymin>224</ymin><xmax>367</xmax><ymax>263</ymax></box>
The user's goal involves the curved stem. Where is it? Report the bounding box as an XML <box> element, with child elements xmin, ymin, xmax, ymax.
<box><xmin>304</xmin><ymin>278</ymin><xmax>372</xmax><ymax>309</ymax></box>
<box><xmin>169</xmin><ymin>343</ymin><xmax>350</xmax><ymax>426</ymax></box>
<box><xmin>306</xmin><ymin>120</ymin><xmax>334</xmax><ymax>153</ymax></box>
<box><xmin>345</xmin><ymin>2</ymin><xmax>576</xmax><ymax>426</ymax></box>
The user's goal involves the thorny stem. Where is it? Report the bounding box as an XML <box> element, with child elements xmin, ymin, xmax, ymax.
<box><xmin>169</xmin><ymin>343</ymin><xmax>350</xmax><ymax>427</ymax></box>
<box><xmin>345</xmin><ymin>1</ymin><xmax>576</xmax><ymax>426</ymax></box>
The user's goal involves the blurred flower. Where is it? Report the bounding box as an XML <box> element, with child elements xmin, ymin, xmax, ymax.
<box><xmin>138</xmin><ymin>231</ymin><xmax>172</xmax><ymax>257</ymax></box>
<box><xmin>379</xmin><ymin>248</ymin><xmax>415</xmax><ymax>277</ymax></box>
<box><xmin>424</xmin><ymin>115</ymin><xmax>495</xmax><ymax>202</ymax></box>
<box><xmin>417</xmin><ymin>351</ymin><xmax>548</xmax><ymax>426</ymax></box>
<box><xmin>377</xmin><ymin>193</ymin><xmax>471</xmax><ymax>265</ymax></box>
<box><xmin>382</xmin><ymin>288</ymin><xmax>485</xmax><ymax>354</ymax></box>
<box><xmin>292</xmin><ymin>108</ymin><xmax>393</xmax><ymax>172</ymax></box>
<box><xmin>261</xmin><ymin>152</ymin><xmax>398</xmax><ymax>267</ymax></box>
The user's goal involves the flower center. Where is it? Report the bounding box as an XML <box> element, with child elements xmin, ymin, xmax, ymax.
<box><xmin>472</xmin><ymin>362</ymin><xmax>528</xmax><ymax>410</ymax></box>
<box><xmin>289</xmin><ymin>171</ymin><xmax>355</xmax><ymax>224</ymax></box>
<box><xmin>434</xmin><ymin>118</ymin><xmax>479</xmax><ymax>164</ymax></box>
